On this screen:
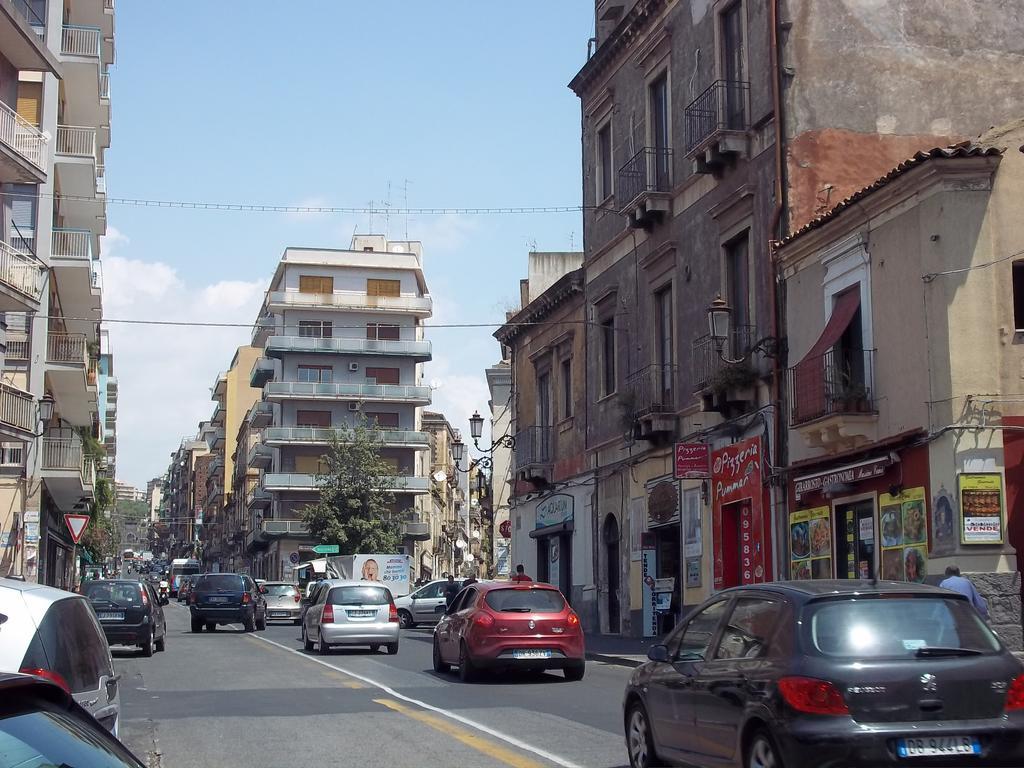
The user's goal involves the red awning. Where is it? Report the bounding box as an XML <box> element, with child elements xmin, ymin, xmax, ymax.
<box><xmin>791</xmin><ymin>287</ymin><xmax>861</xmax><ymax>423</ymax></box>
<box><xmin>799</xmin><ymin>287</ymin><xmax>861</xmax><ymax>365</ymax></box>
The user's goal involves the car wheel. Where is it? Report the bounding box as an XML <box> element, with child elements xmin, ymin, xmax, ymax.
<box><xmin>155</xmin><ymin>632</ymin><xmax>166</xmax><ymax>652</ymax></box>
<box><xmin>317</xmin><ymin>630</ymin><xmax>329</xmax><ymax>655</ymax></box>
<box><xmin>458</xmin><ymin>642</ymin><xmax>478</xmax><ymax>683</ymax></box>
<box><xmin>747</xmin><ymin>729</ymin><xmax>783</xmax><ymax>768</ymax></box>
<box><xmin>243</xmin><ymin>613</ymin><xmax>256</xmax><ymax>633</ymax></box>
<box><xmin>386</xmin><ymin>643</ymin><xmax>399</xmax><ymax>655</ymax></box>
<box><xmin>256</xmin><ymin>613</ymin><xmax>267</xmax><ymax>631</ymax></box>
<box><xmin>190</xmin><ymin>617</ymin><xmax>203</xmax><ymax>633</ymax></box>
<box><xmin>302</xmin><ymin>625</ymin><xmax>314</xmax><ymax>652</ymax></box>
<box><xmin>626</xmin><ymin>701</ymin><xmax>659</xmax><ymax>768</ymax></box>
<box><xmin>398</xmin><ymin>610</ymin><xmax>414</xmax><ymax>629</ymax></box>
<box><xmin>294</xmin><ymin>618</ymin><xmax>302</xmax><ymax>626</ymax></box>
<box><xmin>563</xmin><ymin>662</ymin><xmax>585</xmax><ymax>682</ymax></box>
<box><xmin>432</xmin><ymin>637</ymin><xmax>449</xmax><ymax>673</ymax></box>
<box><xmin>206</xmin><ymin>623</ymin><xmax>216</xmax><ymax>633</ymax></box>
<box><xmin>141</xmin><ymin>628</ymin><xmax>154</xmax><ymax>658</ymax></box>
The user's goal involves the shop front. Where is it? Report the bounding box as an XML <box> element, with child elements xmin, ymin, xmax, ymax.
<box><xmin>711</xmin><ymin>436</ymin><xmax>772</xmax><ymax>590</ymax></box>
<box><xmin>643</xmin><ymin>476</ymin><xmax>681</xmax><ymax>635</ymax></box>
<box><xmin>787</xmin><ymin>441</ymin><xmax>931</xmax><ymax>583</ymax></box>
<box><xmin>531</xmin><ymin>493</ymin><xmax>574</xmax><ymax>599</ymax></box>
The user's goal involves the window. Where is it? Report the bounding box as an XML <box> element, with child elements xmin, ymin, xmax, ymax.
<box><xmin>327</xmin><ymin>586</ymin><xmax>391</xmax><ymax>605</ymax></box>
<box><xmin>725</xmin><ymin>233</ymin><xmax>750</xmax><ymax>339</ymax></box>
<box><xmin>0</xmin><ymin>443</ymin><xmax>24</xmax><ymax>465</ymax></box>
<box><xmin>720</xmin><ymin>1</ymin><xmax>746</xmax><ymax>129</ymax></box>
<box><xmin>671</xmin><ymin>599</ymin><xmax>728</xmax><ymax>660</ymax></box>
<box><xmin>367</xmin><ymin>279</ymin><xmax>401</xmax><ymax>297</ymax></box>
<box><xmin>713</xmin><ymin>598</ymin><xmax>783</xmax><ymax>660</ymax></box>
<box><xmin>649</xmin><ymin>73</ymin><xmax>670</xmax><ymax>189</ymax></box>
<box><xmin>16</xmin><ymin>81</ymin><xmax>41</xmax><ymax>127</ymax></box>
<box><xmin>654</xmin><ymin>285</ymin><xmax>673</xmax><ymax>401</ymax></box>
<box><xmin>561</xmin><ymin>358</ymin><xmax>573</xmax><ymax>418</ymax></box>
<box><xmin>298</xmin><ymin>275</ymin><xmax>333</xmax><ymax>294</ymax></box>
<box><xmin>366</xmin><ymin>367</ymin><xmax>400</xmax><ymax>385</ymax></box>
<box><xmin>1014</xmin><ymin>261</ymin><xmax>1024</xmax><ymax>330</ymax></box>
<box><xmin>597</xmin><ymin>121</ymin><xmax>613</xmax><ymax>201</ymax></box>
<box><xmin>485</xmin><ymin>588</ymin><xmax>565</xmax><ymax>613</ymax></box>
<box><xmin>295</xmin><ymin>410</ymin><xmax>331</xmax><ymax>427</ymax></box>
<box><xmin>297</xmin><ymin>365</ymin><xmax>332</xmax><ymax>383</ymax></box>
<box><xmin>366</xmin><ymin>323</ymin><xmax>401</xmax><ymax>341</ymax></box>
<box><xmin>365</xmin><ymin>411</ymin><xmax>400</xmax><ymax>428</ymax></box>
<box><xmin>295</xmin><ymin>455</ymin><xmax>327</xmax><ymax>474</ymax></box>
<box><xmin>298</xmin><ymin>320</ymin><xmax>332</xmax><ymax>338</ymax></box>
<box><xmin>600</xmin><ymin>315</ymin><xmax>617</xmax><ymax>397</ymax></box>
<box><xmin>537</xmin><ymin>371</ymin><xmax>551</xmax><ymax>427</ymax></box>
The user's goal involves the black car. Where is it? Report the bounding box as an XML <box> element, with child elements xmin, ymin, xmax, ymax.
<box><xmin>623</xmin><ymin>580</ymin><xmax>1024</xmax><ymax>768</ymax></box>
<box><xmin>188</xmin><ymin>573</ymin><xmax>266</xmax><ymax>633</ymax></box>
<box><xmin>82</xmin><ymin>579</ymin><xmax>168</xmax><ymax>657</ymax></box>
<box><xmin>0</xmin><ymin>674</ymin><xmax>144</xmax><ymax>768</ymax></box>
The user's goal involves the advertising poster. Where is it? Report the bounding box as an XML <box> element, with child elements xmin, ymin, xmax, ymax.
<box><xmin>789</xmin><ymin>507</ymin><xmax>830</xmax><ymax>580</ymax></box>
<box><xmin>683</xmin><ymin>487</ymin><xmax>702</xmax><ymax>558</ymax></box>
<box><xmin>353</xmin><ymin>554</ymin><xmax>412</xmax><ymax>596</ymax></box>
<box><xmin>711</xmin><ymin>437</ymin><xmax>769</xmax><ymax>589</ymax></box>
<box><xmin>960</xmin><ymin>473</ymin><xmax>1004</xmax><ymax>545</ymax></box>
<box><xmin>930</xmin><ymin>485</ymin><xmax>957</xmax><ymax>555</ymax></box>
<box><xmin>685</xmin><ymin>557</ymin><xmax>702</xmax><ymax>587</ymax></box>
<box><xmin>879</xmin><ymin>487</ymin><xmax>927</xmax><ymax>582</ymax></box>
<box><xmin>641</xmin><ymin>532</ymin><xmax>658</xmax><ymax>637</ymax></box>
<box><xmin>674</xmin><ymin>443</ymin><xmax>710</xmax><ymax>479</ymax></box>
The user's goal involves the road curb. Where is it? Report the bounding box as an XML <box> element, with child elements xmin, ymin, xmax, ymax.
<box><xmin>585</xmin><ymin>651</ymin><xmax>644</xmax><ymax>668</ymax></box>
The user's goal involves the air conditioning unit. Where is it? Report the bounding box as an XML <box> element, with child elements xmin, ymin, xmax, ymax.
<box><xmin>347</xmin><ymin>402</ymin><xmax>360</xmax><ymax>412</ymax></box>
<box><xmin>348</xmin><ymin>362</ymin><xmax>359</xmax><ymax>372</ymax></box>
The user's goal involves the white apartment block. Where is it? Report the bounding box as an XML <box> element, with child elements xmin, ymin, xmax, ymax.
<box><xmin>244</xmin><ymin>235</ymin><xmax>433</xmax><ymax>580</ymax></box>
<box><xmin>0</xmin><ymin>0</ymin><xmax>112</xmax><ymax>587</ymax></box>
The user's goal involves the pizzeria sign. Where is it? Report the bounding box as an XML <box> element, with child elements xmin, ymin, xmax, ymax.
<box><xmin>794</xmin><ymin>456</ymin><xmax>891</xmax><ymax>501</ymax></box>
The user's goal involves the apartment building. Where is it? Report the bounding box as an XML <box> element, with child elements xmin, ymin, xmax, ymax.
<box><xmin>98</xmin><ymin>328</ymin><xmax>115</xmax><ymax>473</ymax></box>
<box><xmin>243</xmin><ymin>236</ymin><xmax>433</xmax><ymax>581</ymax></box>
<box><xmin>113</xmin><ymin>480</ymin><xmax>140</xmax><ymax>502</ymax></box>
<box><xmin>484</xmin><ymin>359</ymin><xmax>512</xmax><ymax>577</ymax></box>
<box><xmin>162</xmin><ymin>431</ymin><xmax>210</xmax><ymax>559</ymax></box>
<box><xmin>417</xmin><ymin>410</ymin><xmax>461</xmax><ymax>579</ymax></box>
<box><xmin>0</xmin><ymin>0</ymin><xmax>112</xmax><ymax>586</ymax></box>
<box><xmin>570</xmin><ymin>0</ymin><xmax>1024</xmax><ymax>635</ymax></box>
<box><xmin>146</xmin><ymin>476</ymin><xmax>161</xmax><ymax>523</ymax></box>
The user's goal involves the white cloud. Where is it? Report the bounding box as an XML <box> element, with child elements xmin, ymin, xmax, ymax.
<box><xmin>103</xmin><ymin>252</ymin><xmax>267</xmax><ymax>487</ymax></box>
<box><xmin>425</xmin><ymin>356</ymin><xmax>494</xmax><ymax>446</ymax></box>
<box><xmin>99</xmin><ymin>226</ymin><xmax>129</xmax><ymax>258</ymax></box>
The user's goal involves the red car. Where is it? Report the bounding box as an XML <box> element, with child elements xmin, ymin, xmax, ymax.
<box><xmin>432</xmin><ymin>581</ymin><xmax>585</xmax><ymax>682</ymax></box>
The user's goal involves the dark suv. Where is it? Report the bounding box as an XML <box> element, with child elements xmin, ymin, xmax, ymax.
<box><xmin>188</xmin><ymin>574</ymin><xmax>266</xmax><ymax>633</ymax></box>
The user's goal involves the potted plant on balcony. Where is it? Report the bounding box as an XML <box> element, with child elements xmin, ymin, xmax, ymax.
<box><xmin>708</xmin><ymin>362</ymin><xmax>758</xmax><ymax>403</ymax></box>
<box><xmin>830</xmin><ymin>380</ymin><xmax>871</xmax><ymax>413</ymax></box>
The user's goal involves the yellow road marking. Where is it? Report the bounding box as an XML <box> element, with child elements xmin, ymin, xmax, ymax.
<box><xmin>374</xmin><ymin>698</ymin><xmax>545</xmax><ymax>768</ymax></box>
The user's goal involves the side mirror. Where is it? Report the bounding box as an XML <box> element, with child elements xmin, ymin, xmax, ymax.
<box><xmin>160</xmin><ymin>597</ymin><xmax>169</xmax><ymax>606</ymax></box>
<box><xmin>647</xmin><ymin>644</ymin><xmax>670</xmax><ymax>663</ymax></box>
<box><xmin>259</xmin><ymin>586</ymin><xmax>268</xmax><ymax>594</ymax></box>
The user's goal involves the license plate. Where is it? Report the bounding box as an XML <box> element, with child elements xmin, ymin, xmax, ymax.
<box><xmin>270</xmin><ymin>612</ymin><xmax>288</xmax><ymax>618</ymax></box>
<box><xmin>207</xmin><ymin>596</ymin><xmax>229</xmax><ymax>603</ymax></box>
<box><xmin>513</xmin><ymin>649</ymin><xmax>551</xmax><ymax>659</ymax></box>
<box><xmin>347</xmin><ymin>610</ymin><xmax>375</xmax><ymax>618</ymax></box>
<box><xmin>97</xmin><ymin>611</ymin><xmax>124</xmax><ymax>621</ymax></box>
<box><xmin>897</xmin><ymin>736</ymin><xmax>981</xmax><ymax>757</ymax></box>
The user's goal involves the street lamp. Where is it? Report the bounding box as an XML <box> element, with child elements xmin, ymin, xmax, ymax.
<box><xmin>705</xmin><ymin>295</ymin><xmax>781</xmax><ymax>365</ymax></box>
<box><xmin>450</xmin><ymin>436</ymin><xmax>465</xmax><ymax>465</ymax></box>
<box><xmin>467</xmin><ymin>410</ymin><xmax>515</xmax><ymax>451</ymax></box>
<box><xmin>33</xmin><ymin>393</ymin><xmax>54</xmax><ymax>436</ymax></box>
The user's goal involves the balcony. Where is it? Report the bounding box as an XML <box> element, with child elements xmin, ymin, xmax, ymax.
<box><xmin>513</xmin><ymin>426</ymin><xmax>552</xmax><ymax>484</ymax></box>
<box><xmin>266</xmin><ymin>290</ymin><xmax>433</xmax><ymax>317</ymax></box>
<box><xmin>692</xmin><ymin>325</ymin><xmax>756</xmax><ymax>393</ymax></box>
<box><xmin>263</xmin><ymin>381</ymin><xmax>432</xmax><ymax>405</ymax></box>
<box><xmin>61</xmin><ymin>25</ymin><xmax>101</xmax><ymax>58</ymax></box>
<box><xmin>1</xmin><ymin>1</ymin><xmax>59</xmax><ymax>73</ymax></box>
<box><xmin>5</xmin><ymin>333</ymin><xmax>29</xmax><ymax>362</ymax></box>
<box><xmin>264</xmin><ymin>335</ymin><xmax>432</xmax><ymax>362</ymax></box>
<box><xmin>247</xmin><ymin>442</ymin><xmax>273</xmax><ymax>470</ymax></box>
<box><xmin>210</xmin><ymin>400</ymin><xmax>224</xmax><ymax>427</ymax></box>
<box><xmin>401</xmin><ymin>520</ymin><xmax>430</xmax><ymax>541</ymax></box>
<box><xmin>0</xmin><ymin>239</ymin><xmax>43</xmax><ymax>311</ymax></box>
<box><xmin>684</xmin><ymin>80</ymin><xmax>750</xmax><ymax>173</ymax></box>
<box><xmin>617</xmin><ymin>146</ymin><xmax>672</xmax><ymax>229</ymax></box>
<box><xmin>263</xmin><ymin>427</ymin><xmax>430</xmax><ymax>450</ymax></box>
<box><xmin>249</xmin><ymin>401</ymin><xmax>273</xmax><ymax>427</ymax></box>
<box><xmin>0</xmin><ymin>100</ymin><xmax>45</xmax><ymax>184</ymax></box>
<box><xmin>789</xmin><ymin>348</ymin><xmax>877</xmax><ymax>452</ymax></box>
<box><xmin>249</xmin><ymin>357</ymin><xmax>274</xmax><ymax>388</ymax></box>
<box><xmin>246</xmin><ymin>484</ymin><xmax>271</xmax><ymax>510</ymax></box>
<box><xmin>55</xmin><ymin>126</ymin><xmax>104</xmax><ymax>233</ymax></box>
<box><xmin>260</xmin><ymin>520</ymin><xmax>309</xmax><ymax>538</ymax></box>
<box><xmin>210</xmin><ymin>427</ymin><xmax>225</xmax><ymax>450</ymax></box>
<box><xmin>40</xmin><ymin>434</ymin><xmax>96</xmax><ymax>509</ymax></box>
<box><xmin>47</xmin><ymin>332</ymin><xmax>88</xmax><ymax>367</ymax></box>
<box><xmin>0</xmin><ymin>381</ymin><xmax>36</xmax><ymax>439</ymax></box>
<box><xmin>262</xmin><ymin>472</ymin><xmax>430</xmax><ymax>495</ymax></box>
<box><xmin>626</xmin><ymin>364</ymin><xmax>678</xmax><ymax>439</ymax></box>
<box><xmin>51</xmin><ymin>228</ymin><xmax>102</xmax><ymax>319</ymax></box>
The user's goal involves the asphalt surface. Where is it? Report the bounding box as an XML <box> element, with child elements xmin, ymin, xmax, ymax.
<box><xmin>114</xmin><ymin>601</ymin><xmax>633</xmax><ymax>768</ymax></box>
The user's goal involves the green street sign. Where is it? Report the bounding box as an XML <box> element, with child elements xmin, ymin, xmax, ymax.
<box><xmin>312</xmin><ymin>544</ymin><xmax>339</xmax><ymax>554</ymax></box>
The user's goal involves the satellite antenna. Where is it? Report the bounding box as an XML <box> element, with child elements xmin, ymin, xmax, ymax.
<box><xmin>432</xmin><ymin>470</ymin><xmax>448</xmax><ymax>483</ymax></box>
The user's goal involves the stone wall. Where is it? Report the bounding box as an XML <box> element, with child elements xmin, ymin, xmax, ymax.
<box><xmin>971</xmin><ymin>571</ymin><xmax>1023</xmax><ymax>651</ymax></box>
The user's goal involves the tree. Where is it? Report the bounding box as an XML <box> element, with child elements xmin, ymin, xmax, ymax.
<box><xmin>301</xmin><ymin>425</ymin><xmax>400</xmax><ymax>554</ymax></box>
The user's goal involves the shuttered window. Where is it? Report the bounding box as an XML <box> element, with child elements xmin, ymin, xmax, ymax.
<box><xmin>299</xmin><ymin>275</ymin><xmax>333</xmax><ymax>294</ymax></box>
<box><xmin>366</xmin><ymin>367</ymin><xmax>400</xmax><ymax>385</ymax></box>
<box><xmin>366</xmin><ymin>279</ymin><xmax>401</xmax><ymax>297</ymax></box>
<box><xmin>295</xmin><ymin>410</ymin><xmax>331</xmax><ymax>427</ymax></box>
<box><xmin>365</xmin><ymin>412</ymin><xmax>400</xmax><ymax>428</ymax></box>
<box><xmin>9</xmin><ymin>184</ymin><xmax>36</xmax><ymax>251</ymax></box>
<box><xmin>16</xmin><ymin>82</ymin><xmax>41</xmax><ymax>126</ymax></box>
<box><xmin>295</xmin><ymin>455</ymin><xmax>327</xmax><ymax>474</ymax></box>
<box><xmin>366</xmin><ymin>324</ymin><xmax>400</xmax><ymax>340</ymax></box>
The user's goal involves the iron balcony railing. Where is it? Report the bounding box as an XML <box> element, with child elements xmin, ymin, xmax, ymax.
<box><xmin>617</xmin><ymin>146</ymin><xmax>672</xmax><ymax>210</ymax></box>
<box><xmin>0</xmin><ymin>240</ymin><xmax>43</xmax><ymax>301</ymax></box>
<box><xmin>41</xmin><ymin>435</ymin><xmax>95</xmax><ymax>487</ymax></box>
<box><xmin>684</xmin><ymin>80</ymin><xmax>750</xmax><ymax>154</ymax></box>
<box><xmin>626</xmin><ymin>364</ymin><xmax>678</xmax><ymax>418</ymax></box>
<box><xmin>0</xmin><ymin>100</ymin><xmax>46</xmax><ymax>172</ymax></box>
<box><xmin>100</xmin><ymin>73</ymin><xmax>110</xmax><ymax>100</ymax></box>
<box><xmin>55</xmin><ymin>125</ymin><xmax>97</xmax><ymax>159</ymax></box>
<box><xmin>52</xmin><ymin>228</ymin><xmax>93</xmax><ymax>260</ymax></box>
<box><xmin>95</xmin><ymin>165</ymin><xmax>106</xmax><ymax>194</ymax></box>
<box><xmin>263</xmin><ymin>381</ymin><xmax>432</xmax><ymax>403</ymax></box>
<box><xmin>514</xmin><ymin>426</ymin><xmax>552</xmax><ymax>469</ymax></box>
<box><xmin>0</xmin><ymin>382</ymin><xmax>35</xmax><ymax>433</ymax></box>
<box><xmin>262</xmin><ymin>427</ymin><xmax>430</xmax><ymax>448</ymax></box>
<box><xmin>5</xmin><ymin>334</ymin><xmax>29</xmax><ymax>361</ymax></box>
<box><xmin>262</xmin><ymin>520</ymin><xmax>309</xmax><ymax>537</ymax></box>
<box><xmin>60</xmin><ymin>25</ymin><xmax>101</xmax><ymax>57</ymax></box>
<box><xmin>691</xmin><ymin>325</ymin><xmax>756</xmax><ymax>392</ymax></box>
<box><xmin>267</xmin><ymin>290</ymin><xmax>433</xmax><ymax>314</ymax></box>
<box><xmin>789</xmin><ymin>348</ymin><xmax>876</xmax><ymax>426</ymax></box>
<box><xmin>46</xmin><ymin>333</ymin><xmax>88</xmax><ymax>366</ymax></box>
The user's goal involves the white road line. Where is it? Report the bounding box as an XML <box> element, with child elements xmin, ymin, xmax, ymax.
<box><xmin>251</xmin><ymin>634</ymin><xmax>582</xmax><ymax>768</ymax></box>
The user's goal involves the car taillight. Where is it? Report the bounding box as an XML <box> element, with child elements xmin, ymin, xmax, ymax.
<box><xmin>323</xmin><ymin>604</ymin><xmax>334</xmax><ymax>623</ymax></box>
<box><xmin>567</xmin><ymin>613</ymin><xmax>580</xmax><ymax>627</ymax></box>
<box><xmin>293</xmin><ymin>593</ymin><xmax>301</xmax><ymax>603</ymax></box>
<box><xmin>20</xmin><ymin>667</ymin><xmax>70</xmax><ymax>694</ymax></box>
<box><xmin>188</xmin><ymin>592</ymin><xmax>197</xmax><ymax>604</ymax></box>
<box><xmin>140</xmin><ymin>587</ymin><xmax>149</xmax><ymax>606</ymax></box>
<box><xmin>474</xmin><ymin>612</ymin><xmax>495</xmax><ymax>629</ymax></box>
<box><xmin>1005</xmin><ymin>675</ymin><xmax>1024</xmax><ymax>711</ymax></box>
<box><xmin>778</xmin><ymin>676</ymin><xmax>849</xmax><ymax>715</ymax></box>
<box><xmin>389</xmin><ymin>603</ymin><xmax>399</xmax><ymax>623</ymax></box>
<box><xmin>242</xmin><ymin>592</ymin><xmax>251</xmax><ymax>604</ymax></box>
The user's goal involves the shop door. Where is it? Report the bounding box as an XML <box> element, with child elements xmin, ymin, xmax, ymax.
<box><xmin>537</xmin><ymin>538</ymin><xmax>550</xmax><ymax>584</ymax></box>
<box><xmin>603</xmin><ymin>515</ymin><xmax>621</xmax><ymax>632</ymax></box>
<box><xmin>721</xmin><ymin>501</ymin><xmax>742</xmax><ymax>589</ymax></box>
<box><xmin>835</xmin><ymin>500</ymin><xmax>876</xmax><ymax>579</ymax></box>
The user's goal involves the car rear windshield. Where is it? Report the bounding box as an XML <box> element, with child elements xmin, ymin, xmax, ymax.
<box><xmin>83</xmin><ymin>581</ymin><xmax>143</xmax><ymax>606</ymax></box>
<box><xmin>194</xmin><ymin>575</ymin><xmax>242</xmax><ymax>591</ymax></box>
<box><xmin>484</xmin><ymin>588</ymin><xmax>565</xmax><ymax>613</ymax></box>
<box><xmin>806</xmin><ymin>596</ymin><xmax>1001</xmax><ymax>658</ymax></box>
<box><xmin>264</xmin><ymin>584</ymin><xmax>297</xmax><ymax>597</ymax></box>
<box><xmin>327</xmin><ymin>586</ymin><xmax>391</xmax><ymax>605</ymax></box>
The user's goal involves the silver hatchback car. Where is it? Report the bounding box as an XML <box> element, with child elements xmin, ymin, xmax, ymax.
<box><xmin>261</xmin><ymin>582</ymin><xmax>302</xmax><ymax>624</ymax></box>
<box><xmin>301</xmin><ymin>580</ymin><xmax>399</xmax><ymax>655</ymax></box>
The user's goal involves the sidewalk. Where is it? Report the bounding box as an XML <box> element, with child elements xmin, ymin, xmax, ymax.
<box><xmin>585</xmin><ymin>632</ymin><xmax>658</xmax><ymax>668</ymax></box>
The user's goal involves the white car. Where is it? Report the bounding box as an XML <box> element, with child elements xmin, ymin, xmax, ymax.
<box><xmin>0</xmin><ymin>577</ymin><xmax>121</xmax><ymax>734</ymax></box>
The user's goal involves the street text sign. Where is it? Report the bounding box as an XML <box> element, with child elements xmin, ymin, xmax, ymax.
<box><xmin>312</xmin><ymin>544</ymin><xmax>339</xmax><ymax>554</ymax></box>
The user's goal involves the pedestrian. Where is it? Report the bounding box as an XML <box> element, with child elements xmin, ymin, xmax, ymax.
<box><xmin>939</xmin><ymin>565</ymin><xmax>990</xmax><ymax>620</ymax></box>
<box><xmin>443</xmin><ymin>574</ymin><xmax>460</xmax><ymax>608</ymax></box>
<box><xmin>463</xmin><ymin>575</ymin><xmax>478</xmax><ymax>587</ymax></box>
<box><xmin>511</xmin><ymin>564</ymin><xmax>532</xmax><ymax>583</ymax></box>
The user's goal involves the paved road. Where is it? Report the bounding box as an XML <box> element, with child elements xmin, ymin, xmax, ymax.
<box><xmin>115</xmin><ymin>601</ymin><xmax>632</xmax><ymax>768</ymax></box>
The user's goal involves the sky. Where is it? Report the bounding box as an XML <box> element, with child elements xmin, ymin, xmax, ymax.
<box><xmin>102</xmin><ymin>2</ymin><xmax>594</xmax><ymax>489</ymax></box>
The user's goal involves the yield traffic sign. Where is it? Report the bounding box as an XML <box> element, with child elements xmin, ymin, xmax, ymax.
<box><xmin>64</xmin><ymin>513</ymin><xmax>90</xmax><ymax>544</ymax></box>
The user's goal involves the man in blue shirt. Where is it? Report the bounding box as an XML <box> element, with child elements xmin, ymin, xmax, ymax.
<box><xmin>939</xmin><ymin>565</ymin><xmax>990</xmax><ymax>620</ymax></box>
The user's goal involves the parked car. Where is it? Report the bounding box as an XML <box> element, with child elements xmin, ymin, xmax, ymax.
<box><xmin>395</xmin><ymin>578</ymin><xmax>463</xmax><ymax>629</ymax></box>
<box><xmin>0</xmin><ymin>577</ymin><xmax>121</xmax><ymax>734</ymax></box>
<box><xmin>82</xmin><ymin>579</ymin><xmax>168</xmax><ymax>656</ymax></box>
<box><xmin>0</xmin><ymin>673</ymin><xmax>144</xmax><ymax>768</ymax></box>
<box><xmin>622</xmin><ymin>580</ymin><xmax>1024</xmax><ymax>768</ymax></box>
<box><xmin>188</xmin><ymin>573</ymin><xmax>266</xmax><ymax>633</ymax></box>
<box><xmin>432</xmin><ymin>581</ymin><xmax>585</xmax><ymax>682</ymax></box>
<box><xmin>261</xmin><ymin>582</ymin><xmax>302</xmax><ymax>624</ymax></box>
<box><xmin>302</xmin><ymin>580</ymin><xmax>399</xmax><ymax>655</ymax></box>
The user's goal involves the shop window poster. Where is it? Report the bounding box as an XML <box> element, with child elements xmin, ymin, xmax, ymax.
<box><xmin>789</xmin><ymin>507</ymin><xmax>830</xmax><ymax>580</ymax></box>
<box><xmin>683</xmin><ymin>487</ymin><xmax>702</xmax><ymax>559</ymax></box>
<box><xmin>930</xmin><ymin>485</ymin><xmax>957</xmax><ymax>555</ymax></box>
<box><xmin>879</xmin><ymin>487</ymin><xmax>927</xmax><ymax>583</ymax></box>
<box><xmin>959</xmin><ymin>473</ymin><xmax>1004</xmax><ymax>545</ymax></box>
